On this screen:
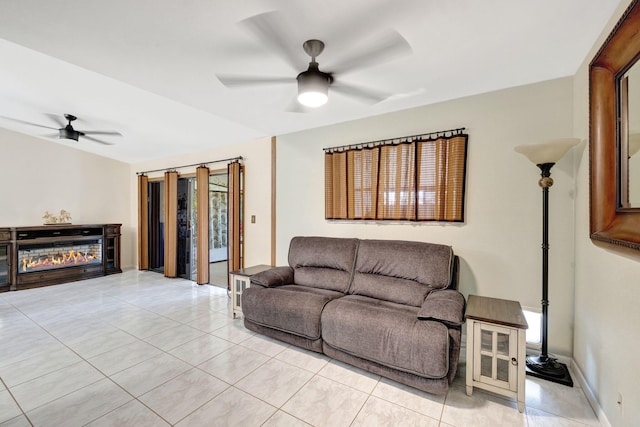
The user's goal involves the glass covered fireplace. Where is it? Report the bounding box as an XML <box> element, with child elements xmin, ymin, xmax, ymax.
<box><xmin>18</xmin><ymin>239</ymin><xmax>102</xmax><ymax>273</ymax></box>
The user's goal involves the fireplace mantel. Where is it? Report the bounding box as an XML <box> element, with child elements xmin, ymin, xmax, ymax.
<box><xmin>0</xmin><ymin>224</ymin><xmax>121</xmax><ymax>291</ymax></box>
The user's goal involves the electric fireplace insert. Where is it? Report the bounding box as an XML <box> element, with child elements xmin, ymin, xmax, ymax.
<box><xmin>2</xmin><ymin>224</ymin><xmax>121</xmax><ymax>291</ymax></box>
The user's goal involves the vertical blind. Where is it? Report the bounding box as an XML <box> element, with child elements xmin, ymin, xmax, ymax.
<box><xmin>196</xmin><ymin>166</ymin><xmax>210</xmax><ymax>285</ymax></box>
<box><xmin>325</xmin><ymin>133</ymin><xmax>468</xmax><ymax>222</ymax></box>
<box><xmin>164</xmin><ymin>171</ymin><xmax>178</xmax><ymax>277</ymax></box>
<box><xmin>228</xmin><ymin>161</ymin><xmax>242</xmax><ymax>290</ymax></box>
<box><xmin>137</xmin><ymin>174</ymin><xmax>149</xmax><ymax>270</ymax></box>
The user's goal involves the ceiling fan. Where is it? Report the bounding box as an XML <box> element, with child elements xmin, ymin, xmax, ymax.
<box><xmin>0</xmin><ymin>113</ymin><xmax>122</xmax><ymax>145</ymax></box>
<box><xmin>216</xmin><ymin>11</ymin><xmax>412</xmax><ymax>109</ymax></box>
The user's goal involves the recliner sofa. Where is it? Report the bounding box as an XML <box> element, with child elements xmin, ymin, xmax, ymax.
<box><xmin>242</xmin><ymin>236</ymin><xmax>465</xmax><ymax>395</ymax></box>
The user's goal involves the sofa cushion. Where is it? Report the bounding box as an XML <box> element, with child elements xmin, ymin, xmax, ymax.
<box><xmin>288</xmin><ymin>236</ymin><xmax>358</xmax><ymax>292</ymax></box>
<box><xmin>349</xmin><ymin>239</ymin><xmax>453</xmax><ymax>306</ymax></box>
<box><xmin>242</xmin><ymin>285</ymin><xmax>344</xmax><ymax>340</ymax></box>
<box><xmin>321</xmin><ymin>295</ymin><xmax>450</xmax><ymax>379</ymax></box>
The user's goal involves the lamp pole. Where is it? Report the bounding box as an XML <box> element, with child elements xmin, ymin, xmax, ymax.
<box><xmin>539</xmin><ymin>162</ymin><xmax>553</xmax><ymax>359</ymax></box>
<box><xmin>525</xmin><ymin>162</ymin><xmax>573</xmax><ymax>386</ymax></box>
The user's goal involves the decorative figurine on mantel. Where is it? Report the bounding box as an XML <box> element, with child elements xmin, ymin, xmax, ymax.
<box><xmin>43</xmin><ymin>209</ymin><xmax>72</xmax><ymax>224</ymax></box>
<box><xmin>58</xmin><ymin>210</ymin><xmax>72</xmax><ymax>223</ymax></box>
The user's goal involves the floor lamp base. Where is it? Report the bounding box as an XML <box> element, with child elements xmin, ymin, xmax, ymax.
<box><xmin>525</xmin><ymin>355</ymin><xmax>573</xmax><ymax>387</ymax></box>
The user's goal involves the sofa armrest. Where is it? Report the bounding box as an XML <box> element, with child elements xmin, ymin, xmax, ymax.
<box><xmin>250</xmin><ymin>266</ymin><xmax>294</xmax><ymax>287</ymax></box>
<box><xmin>418</xmin><ymin>289</ymin><xmax>466</xmax><ymax>327</ymax></box>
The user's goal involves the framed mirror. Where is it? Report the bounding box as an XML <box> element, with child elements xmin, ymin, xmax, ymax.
<box><xmin>590</xmin><ymin>0</ymin><xmax>640</xmax><ymax>252</ymax></box>
<box><xmin>619</xmin><ymin>61</ymin><xmax>640</xmax><ymax>208</ymax></box>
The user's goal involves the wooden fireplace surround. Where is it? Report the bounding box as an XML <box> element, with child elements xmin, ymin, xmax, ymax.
<box><xmin>0</xmin><ymin>224</ymin><xmax>121</xmax><ymax>291</ymax></box>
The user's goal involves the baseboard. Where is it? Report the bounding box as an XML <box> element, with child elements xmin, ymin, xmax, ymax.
<box><xmin>569</xmin><ymin>358</ymin><xmax>612</xmax><ymax>427</ymax></box>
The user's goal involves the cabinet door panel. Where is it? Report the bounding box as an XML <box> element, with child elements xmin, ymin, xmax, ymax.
<box><xmin>473</xmin><ymin>322</ymin><xmax>517</xmax><ymax>390</ymax></box>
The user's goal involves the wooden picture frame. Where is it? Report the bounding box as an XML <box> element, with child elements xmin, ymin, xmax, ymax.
<box><xmin>589</xmin><ymin>0</ymin><xmax>640</xmax><ymax>253</ymax></box>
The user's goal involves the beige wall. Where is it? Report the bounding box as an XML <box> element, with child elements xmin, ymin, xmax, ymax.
<box><xmin>573</xmin><ymin>1</ymin><xmax>640</xmax><ymax>425</ymax></box>
<box><xmin>0</xmin><ymin>127</ymin><xmax>133</xmax><ymax>267</ymax></box>
<box><xmin>129</xmin><ymin>136</ymin><xmax>273</xmax><ymax>268</ymax></box>
<box><xmin>277</xmin><ymin>77</ymin><xmax>576</xmax><ymax>356</ymax></box>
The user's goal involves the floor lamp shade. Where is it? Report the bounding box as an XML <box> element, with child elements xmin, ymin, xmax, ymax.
<box><xmin>514</xmin><ymin>138</ymin><xmax>579</xmax><ymax>387</ymax></box>
<box><xmin>515</xmin><ymin>138</ymin><xmax>581</xmax><ymax>165</ymax></box>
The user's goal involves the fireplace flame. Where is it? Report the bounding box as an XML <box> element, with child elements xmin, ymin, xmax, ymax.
<box><xmin>21</xmin><ymin>250</ymin><xmax>99</xmax><ymax>272</ymax></box>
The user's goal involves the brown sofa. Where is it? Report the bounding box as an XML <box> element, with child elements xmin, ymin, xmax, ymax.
<box><xmin>242</xmin><ymin>236</ymin><xmax>465</xmax><ymax>395</ymax></box>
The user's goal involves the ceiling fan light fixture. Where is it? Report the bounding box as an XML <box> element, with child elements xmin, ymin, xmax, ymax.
<box><xmin>297</xmin><ymin>67</ymin><xmax>331</xmax><ymax>108</ymax></box>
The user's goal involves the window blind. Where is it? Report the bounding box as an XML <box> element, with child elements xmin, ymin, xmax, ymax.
<box><xmin>325</xmin><ymin>133</ymin><xmax>468</xmax><ymax>222</ymax></box>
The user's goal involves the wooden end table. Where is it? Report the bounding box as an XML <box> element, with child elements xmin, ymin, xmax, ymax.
<box><xmin>465</xmin><ymin>295</ymin><xmax>528</xmax><ymax>412</ymax></box>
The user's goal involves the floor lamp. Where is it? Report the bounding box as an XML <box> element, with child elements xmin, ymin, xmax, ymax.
<box><xmin>515</xmin><ymin>138</ymin><xmax>580</xmax><ymax>387</ymax></box>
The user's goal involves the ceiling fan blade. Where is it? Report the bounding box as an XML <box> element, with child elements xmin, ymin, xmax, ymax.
<box><xmin>82</xmin><ymin>135</ymin><xmax>115</xmax><ymax>145</ymax></box>
<box><xmin>331</xmin><ymin>83</ymin><xmax>389</xmax><ymax>104</ymax></box>
<box><xmin>239</xmin><ymin>11</ymin><xmax>303</xmax><ymax>71</ymax></box>
<box><xmin>0</xmin><ymin>115</ymin><xmax>59</xmax><ymax>130</ymax></box>
<box><xmin>43</xmin><ymin>113</ymin><xmax>66</xmax><ymax>127</ymax></box>
<box><xmin>217</xmin><ymin>74</ymin><xmax>294</xmax><ymax>88</ymax></box>
<box><xmin>80</xmin><ymin>130</ymin><xmax>122</xmax><ymax>136</ymax></box>
<box><xmin>329</xmin><ymin>30</ymin><xmax>411</xmax><ymax>76</ymax></box>
<box><xmin>285</xmin><ymin>98</ymin><xmax>311</xmax><ymax>113</ymax></box>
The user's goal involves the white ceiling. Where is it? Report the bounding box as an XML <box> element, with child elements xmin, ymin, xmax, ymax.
<box><xmin>0</xmin><ymin>0</ymin><xmax>622</xmax><ymax>163</ymax></box>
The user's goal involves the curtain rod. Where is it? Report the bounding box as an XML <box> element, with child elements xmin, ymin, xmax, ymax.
<box><xmin>136</xmin><ymin>156</ymin><xmax>243</xmax><ymax>176</ymax></box>
<box><xmin>323</xmin><ymin>127</ymin><xmax>466</xmax><ymax>153</ymax></box>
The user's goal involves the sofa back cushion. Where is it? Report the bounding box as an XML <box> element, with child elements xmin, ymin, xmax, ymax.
<box><xmin>350</xmin><ymin>239</ymin><xmax>453</xmax><ymax>307</ymax></box>
<box><xmin>288</xmin><ymin>236</ymin><xmax>359</xmax><ymax>293</ymax></box>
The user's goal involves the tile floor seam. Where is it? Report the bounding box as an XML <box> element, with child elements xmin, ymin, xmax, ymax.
<box><xmin>0</xmin><ymin>376</ymin><xmax>33</xmax><ymax>426</ymax></box>
<box><xmin>22</xmin><ymin>375</ymin><xmax>107</xmax><ymax>415</ymax></box>
<box><xmin>78</xmin><ymin>396</ymin><xmax>171</xmax><ymax>427</ymax></box>
<box><xmin>369</xmin><ymin>388</ymin><xmax>445</xmax><ymax>421</ymax></box>
<box><xmin>271</xmin><ymin>368</ymin><xmax>321</xmax><ymax>412</ymax></box>
<box><xmin>196</xmin><ymin>350</ymin><xmax>269</xmax><ymax>387</ymax></box>
<box><xmin>347</xmin><ymin>393</ymin><xmax>373</xmax><ymax>426</ymax></box>
<box><xmin>192</xmin><ymin>364</ymin><xmax>234</xmax><ymax>387</ymax></box>
<box><xmin>273</xmin><ymin>351</ymin><xmax>329</xmax><ymax>375</ymax></box>
<box><xmin>315</xmin><ymin>368</ymin><xmax>381</xmax><ymax>395</ymax></box>
<box><xmin>169</xmin><ymin>382</ymin><xmax>233</xmax><ymax>426</ymax></box>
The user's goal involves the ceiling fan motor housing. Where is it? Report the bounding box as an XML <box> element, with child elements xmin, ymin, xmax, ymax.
<box><xmin>297</xmin><ymin>62</ymin><xmax>333</xmax><ymax>107</ymax></box>
<box><xmin>59</xmin><ymin>125</ymin><xmax>81</xmax><ymax>141</ymax></box>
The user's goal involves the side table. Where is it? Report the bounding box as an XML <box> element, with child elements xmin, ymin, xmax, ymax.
<box><xmin>465</xmin><ymin>295</ymin><xmax>528</xmax><ymax>412</ymax></box>
<box><xmin>229</xmin><ymin>264</ymin><xmax>272</xmax><ymax>319</ymax></box>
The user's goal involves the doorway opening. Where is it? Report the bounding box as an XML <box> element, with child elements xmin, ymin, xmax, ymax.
<box><xmin>208</xmin><ymin>173</ymin><xmax>228</xmax><ymax>288</ymax></box>
<box><xmin>148</xmin><ymin>180</ymin><xmax>165</xmax><ymax>273</ymax></box>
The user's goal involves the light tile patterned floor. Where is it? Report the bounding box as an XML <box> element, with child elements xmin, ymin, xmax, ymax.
<box><xmin>0</xmin><ymin>270</ymin><xmax>601</xmax><ymax>426</ymax></box>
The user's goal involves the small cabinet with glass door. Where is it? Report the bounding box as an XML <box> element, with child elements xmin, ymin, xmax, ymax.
<box><xmin>466</xmin><ymin>295</ymin><xmax>528</xmax><ymax>412</ymax></box>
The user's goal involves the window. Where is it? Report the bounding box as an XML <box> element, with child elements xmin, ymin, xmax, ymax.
<box><xmin>325</xmin><ymin>133</ymin><xmax>468</xmax><ymax>221</ymax></box>
<box><xmin>523</xmin><ymin>308</ymin><xmax>542</xmax><ymax>347</ymax></box>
